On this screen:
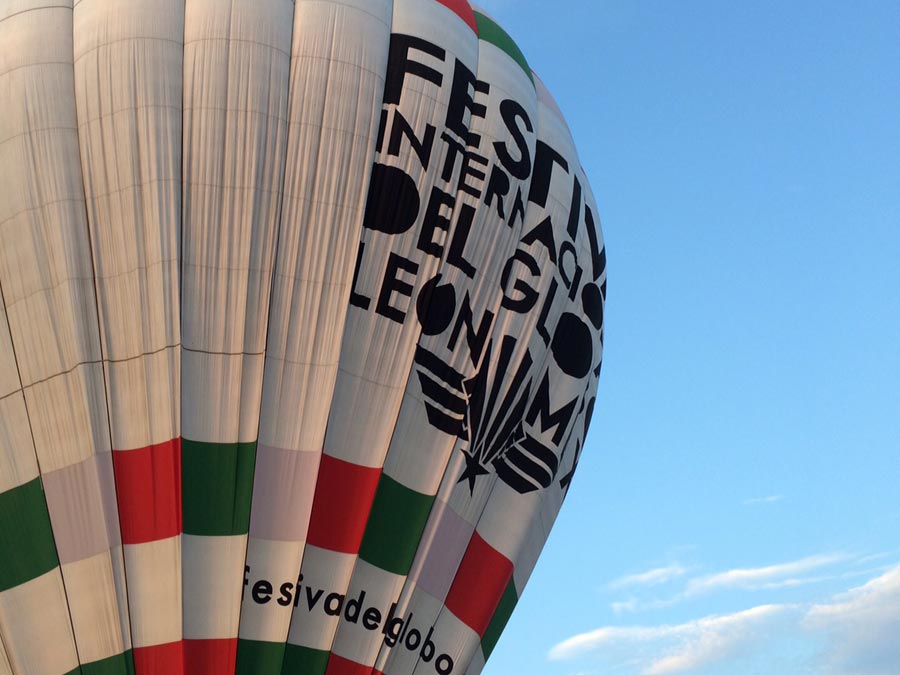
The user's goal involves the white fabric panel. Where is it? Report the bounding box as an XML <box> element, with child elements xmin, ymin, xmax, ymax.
<box><xmin>12</xmin><ymin>0</ymin><xmax>187</xmax><ymax>435</ymax></box>
<box><xmin>286</xmin><ymin>546</ymin><xmax>356</xmax><ymax>650</ymax></box>
<box><xmin>0</xmin><ymin>304</ymin><xmax>67</xmax><ymax>668</ymax></box>
<box><xmin>464</xmin><ymin>644</ymin><xmax>486</xmax><ymax>675</ymax></box>
<box><xmin>475</xmin><ymin>482</ymin><xmax>542</xmax><ymax>561</ymax></box>
<box><xmin>410</xmin><ymin>612</ymin><xmax>476</xmax><ymax>675</ymax></box>
<box><xmin>181</xmin><ymin>352</ymin><xmax>265</xmax><ymax>443</ymax></box>
<box><xmin>0</xmin><ymin>7</ymin><xmax>102</xmax><ymax>416</ymax></box>
<box><xmin>511</xmin><ymin>434</ymin><xmax>573</xmax><ymax>594</ymax></box>
<box><xmin>105</xmin><ymin>347</ymin><xmax>180</xmax><ymax>450</ymax></box>
<box><xmin>181</xmin><ymin>0</ymin><xmax>292</xmax><ymax>357</ymax></box>
<box><xmin>182</xmin><ymin>535</ymin><xmax>247</xmax><ymax>640</ymax></box>
<box><xmin>0</xmin><ymin>395</ymin><xmax>37</xmax><ymax>494</ymax></box>
<box><xmin>0</xmin><ymin>636</ymin><xmax>11</xmax><ymax>675</ymax></box>
<box><xmin>180</xmin><ymin>0</ymin><xmax>294</xmax><ymax>651</ymax></box>
<box><xmin>62</xmin><ymin>549</ymin><xmax>131</xmax><ymax>663</ymax></box>
<box><xmin>375</xmin><ymin>501</ymin><xmax>474</xmax><ymax>675</ymax></box>
<box><xmin>4</xmin><ymin>280</ymin><xmax>98</xmax><ymax>388</ymax></box>
<box><xmin>323</xmin><ymin>0</ymin><xmax>479</xmax><ymax>468</ymax></box>
<box><xmin>74</xmin><ymin>0</ymin><xmax>184</xmax><ymax>450</ymax></box>
<box><xmin>124</xmin><ymin>536</ymin><xmax>182</xmax><ymax>648</ymax></box>
<box><xmin>239</xmin><ymin>0</ymin><xmax>393</xmax><ymax>649</ymax></box>
<box><xmin>239</xmin><ymin>539</ymin><xmax>303</xmax><ymax>642</ymax></box>
<box><xmin>180</xmin><ymin>0</ymin><xmax>293</xmax><ymax>436</ymax></box>
<box><xmin>0</xmin><ymin>307</ymin><xmax>20</xmax><ymax>400</ymax></box>
<box><xmin>0</xmin><ymin>4</ymin><xmax>133</xmax><ymax>669</ymax></box>
<box><xmin>375</xmin><ymin>585</ymin><xmax>443</xmax><ymax>675</ymax></box>
<box><xmin>258</xmin><ymin>0</ymin><xmax>392</xmax><ymax>453</ymax></box>
<box><xmin>289</xmin><ymin>0</ymin><xmax>480</xmax><ymax>659</ymax></box>
<box><xmin>0</xmin><ymin>570</ymin><xmax>78</xmax><ymax>675</ymax></box>
<box><xmin>23</xmin><ymin>365</ymin><xmax>110</xmax><ymax>473</ymax></box>
<box><xmin>330</xmin><ymin>561</ymin><xmax>404</xmax><ymax>666</ymax></box>
<box><xmin>0</xmin><ymin>307</ymin><xmax>37</xmax><ymax>493</ymax></box>
<box><xmin>0</xmin><ymin>321</ymin><xmax>33</xmax><ymax>468</ymax></box>
<box><xmin>72</xmin><ymin>0</ymin><xmax>183</xmax><ymax>367</ymax></box>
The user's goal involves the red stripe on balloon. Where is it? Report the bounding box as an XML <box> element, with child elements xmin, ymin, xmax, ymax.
<box><xmin>435</xmin><ymin>0</ymin><xmax>478</xmax><ymax>33</ymax></box>
<box><xmin>326</xmin><ymin>653</ymin><xmax>386</xmax><ymax>675</ymax></box>
<box><xmin>184</xmin><ymin>638</ymin><xmax>238</xmax><ymax>674</ymax></box>
<box><xmin>133</xmin><ymin>640</ymin><xmax>184</xmax><ymax>674</ymax></box>
<box><xmin>445</xmin><ymin>532</ymin><xmax>514</xmax><ymax>637</ymax></box>
<box><xmin>113</xmin><ymin>438</ymin><xmax>182</xmax><ymax>545</ymax></box>
<box><xmin>307</xmin><ymin>455</ymin><xmax>381</xmax><ymax>555</ymax></box>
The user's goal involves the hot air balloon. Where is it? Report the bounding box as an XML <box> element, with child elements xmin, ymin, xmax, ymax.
<box><xmin>0</xmin><ymin>0</ymin><xmax>605</xmax><ymax>673</ymax></box>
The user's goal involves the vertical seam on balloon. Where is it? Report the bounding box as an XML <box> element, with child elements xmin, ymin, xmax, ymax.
<box><xmin>70</xmin><ymin>0</ymin><xmax>138</xmax><ymax>661</ymax></box>
<box><xmin>233</xmin><ymin>0</ymin><xmax>299</xmax><ymax>658</ymax></box>
<box><xmin>177</xmin><ymin>0</ymin><xmax>188</xmax><ymax>670</ymax></box>
<box><xmin>398</xmin><ymin>36</ymin><xmax>557</xmax><ymax>673</ymax></box>
<box><xmin>366</xmin><ymin>0</ymin><xmax>487</xmax><ymax>670</ymax></box>
<box><xmin>5</xmin><ymin>4</ymin><xmax>90</xmax><ymax>668</ymax></box>
<box><xmin>279</xmin><ymin>0</ymin><xmax>397</xmax><ymax>666</ymax></box>
<box><xmin>0</xmin><ymin>631</ymin><xmax>10</xmax><ymax>674</ymax></box>
<box><xmin>279</xmin><ymin>3</ymin><xmax>346</xmax><ymax>662</ymax></box>
<box><xmin>0</xmin><ymin>279</ymin><xmax>72</xmax><ymax>667</ymax></box>
<box><xmin>366</xmin><ymin>2</ymin><xmax>537</xmax><ymax>665</ymax></box>
<box><xmin>364</xmin><ymin>0</ymin><xmax>490</xmax><ymax>487</ymax></box>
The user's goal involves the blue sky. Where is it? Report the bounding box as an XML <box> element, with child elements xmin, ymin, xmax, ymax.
<box><xmin>478</xmin><ymin>1</ymin><xmax>900</xmax><ymax>674</ymax></box>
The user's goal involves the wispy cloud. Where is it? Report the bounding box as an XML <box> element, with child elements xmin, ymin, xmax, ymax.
<box><xmin>743</xmin><ymin>495</ymin><xmax>784</xmax><ymax>506</ymax></box>
<box><xmin>607</xmin><ymin>553</ymin><xmax>862</xmax><ymax>616</ymax></box>
<box><xmin>685</xmin><ymin>553</ymin><xmax>850</xmax><ymax>596</ymax></box>
<box><xmin>608</xmin><ymin>565</ymin><xmax>688</xmax><ymax>590</ymax></box>
<box><xmin>610</xmin><ymin>596</ymin><xmax>681</xmax><ymax>615</ymax></box>
<box><xmin>805</xmin><ymin>565</ymin><xmax>900</xmax><ymax>675</ymax></box>
<box><xmin>549</xmin><ymin>605</ymin><xmax>791</xmax><ymax>674</ymax></box>
<box><xmin>554</xmin><ymin>558</ymin><xmax>900</xmax><ymax>675</ymax></box>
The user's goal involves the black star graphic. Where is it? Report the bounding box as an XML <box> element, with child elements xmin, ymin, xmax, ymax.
<box><xmin>457</xmin><ymin>449</ymin><xmax>490</xmax><ymax>494</ymax></box>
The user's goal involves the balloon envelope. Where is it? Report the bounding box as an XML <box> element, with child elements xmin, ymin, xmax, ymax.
<box><xmin>0</xmin><ymin>1</ymin><xmax>605</xmax><ymax>674</ymax></box>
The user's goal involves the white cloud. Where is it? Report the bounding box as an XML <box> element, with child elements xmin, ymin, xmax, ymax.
<box><xmin>611</xmin><ymin>596</ymin><xmax>681</xmax><ymax>615</ymax></box>
<box><xmin>743</xmin><ymin>495</ymin><xmax>784</xmax><ymax>506</ymax></box>
<box><xmin>549</xmin><ymin>605</ymin><xmax>790</xmax><ymax>675</ymax></box>
<box><xmin>804</xmin><ymin>565</ymin><xmax>900</xmax><ymax>675</ymax></box>
<box><xmin>608</xmin><ymin>565</ymin><xmax>688</xmax><ymax>590</ymax></box>
<box><xmin>685</xmin><ymin>553</ymin><xmax>850</xmax><ymax>596</ymax></box>
<box><xmin>607</xmin><ymin>553</ymin><xmax>860</xmax><ymax>618</ymax></box>
<box><xmin>555</xmin><ymin>560</ymin><xmax>900</xmax><ymax>675</ymax></box>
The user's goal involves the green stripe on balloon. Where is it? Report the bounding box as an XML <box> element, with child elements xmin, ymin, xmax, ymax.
<box><xmin>182</xmin><ymin>439</ymin><xmax>257</xmax><ymax>536</ymax></box>
<box><xmin>481</xmin><ymin>579</ymin><xmax>518</xmax><ymax>661</ymax></box>
<box><xmin>235</xmin><ymin>639</ymin><xmax>285</xmax><ymax>675</ymax></box>
<box><xmin>282</xmin><ymin>644</ymin><xmax>329</xmax><ymax>675</ymax></box>
<box><xmin>358</xmin><ymin>475</ymin><xmax>435</xmax><ymax>576</ymax></box>
<box><xmin>0</xmin><ymin>477</ymin><xmax>59</xmax><ymax>591</ymax></box>
<box><xmin>80</xmin><ymin>650</ymin><xmax>135</xmax><ymax>675</ymax></box>
<box><xmin>473</xmin><ymin>12</ymin><xmax>534</xmax><ymax>85</ymax></box>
